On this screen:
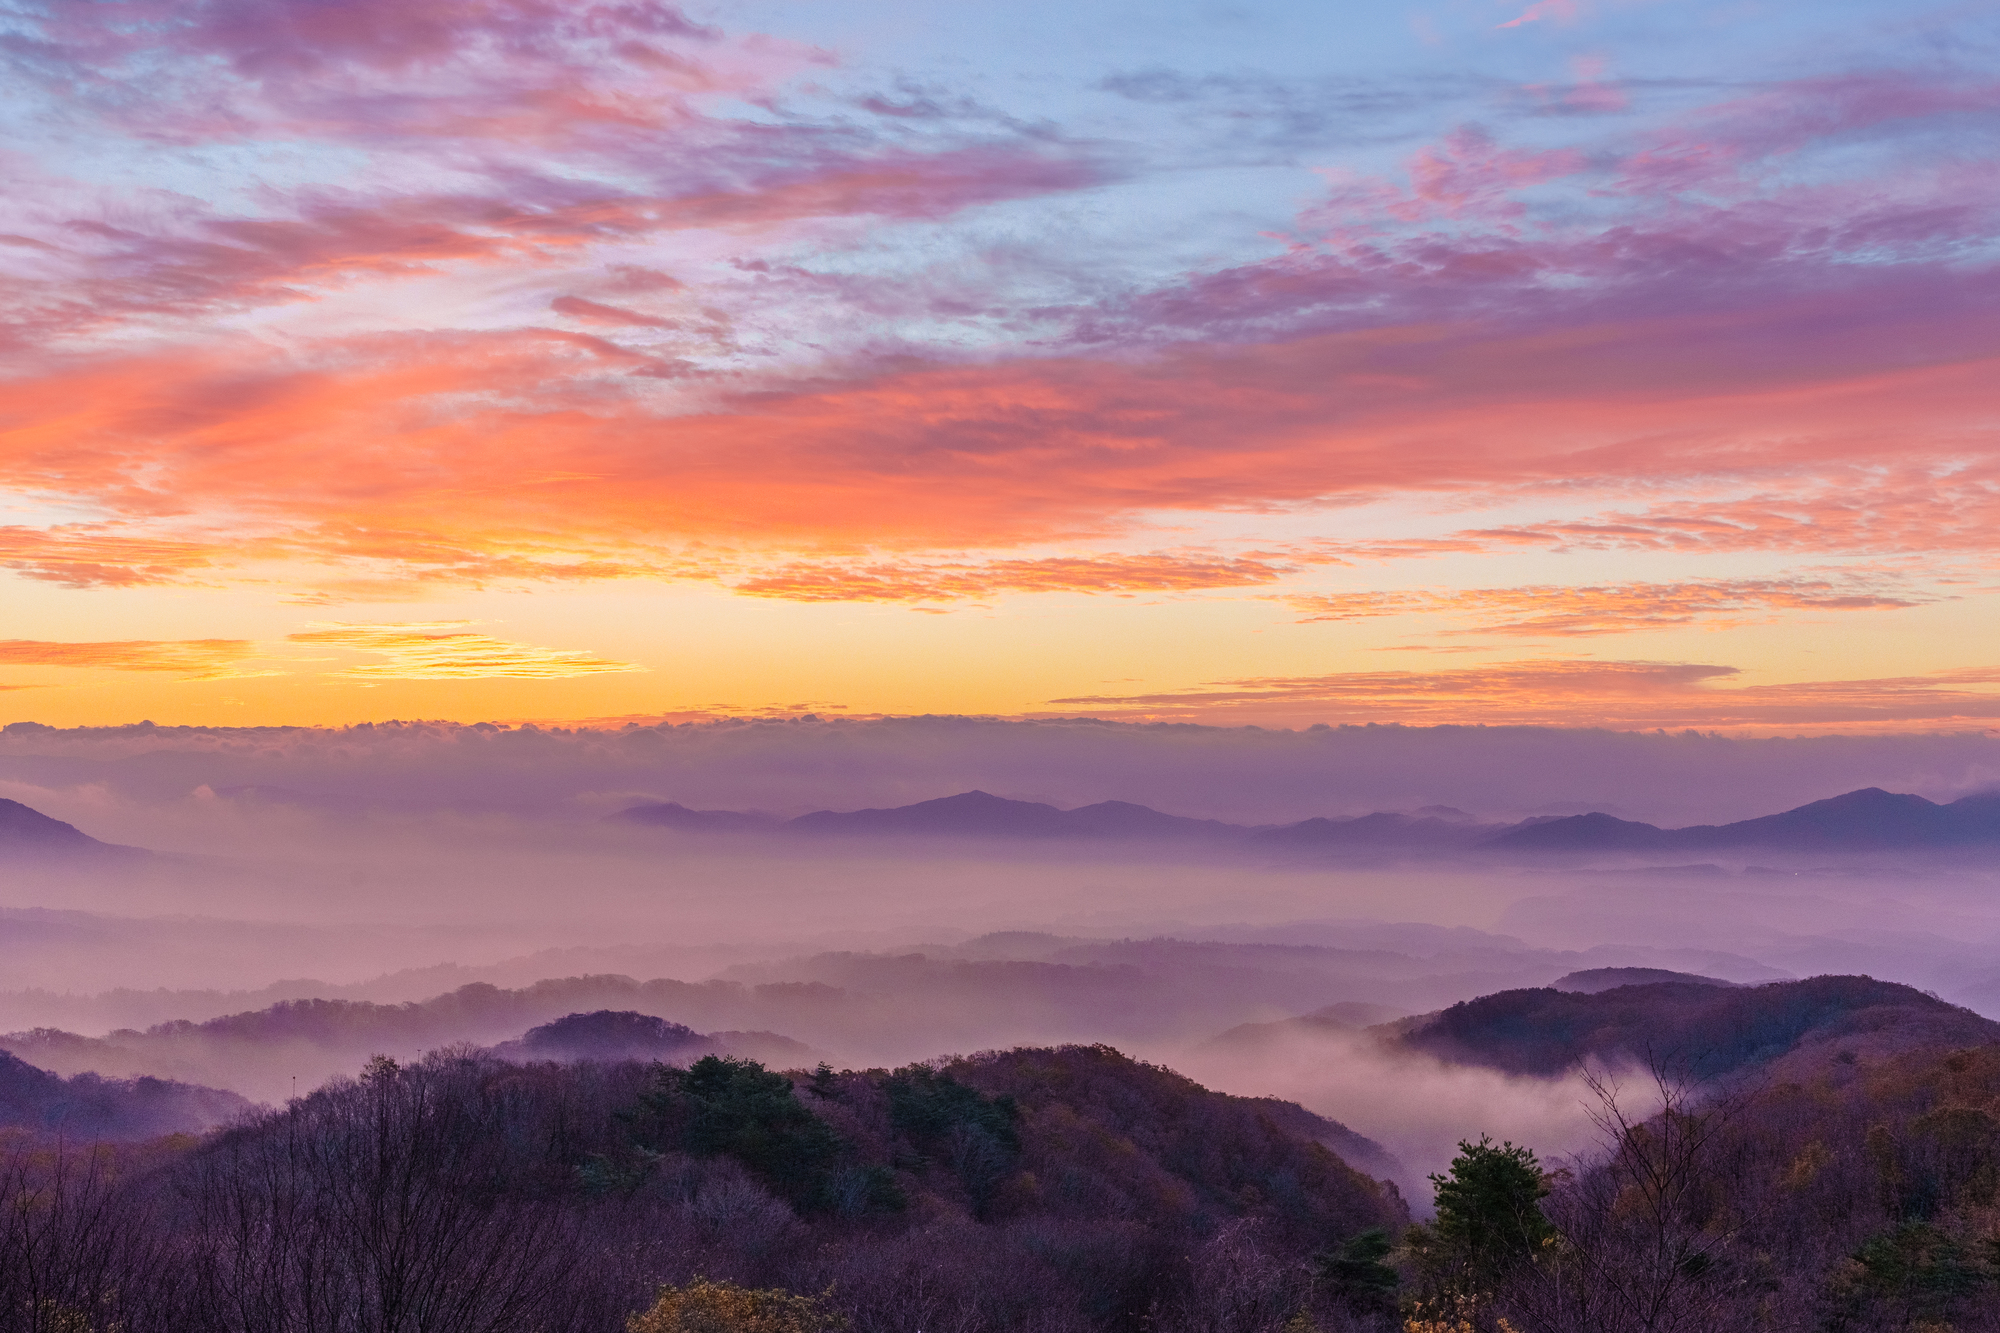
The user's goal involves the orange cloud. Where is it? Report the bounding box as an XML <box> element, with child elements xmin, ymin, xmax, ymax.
<box><xmin>0</xmin><ymin>639</ymin><xmax>263</xmax><ymax>681</ymax></box>
<box><xmin>733</xmin><ymin>553</ymin><xmax>1294</xmax><ymax>602</ymax></box>
<box><xmin>3</xmin><ymin>324</ymin><xmax>1995</xmax><ymax>596</ymax></box>
<box><xmin>1046</xmin><ymin>661</ymin><xmax>2000</xmax><ymax>733</ymax></box>
<box><xmin>1285</xmin><ymin>576</ymin><xmax>1928</xmax><ymax>635</ymax></box>
<box><xmin>0</xmin><ymin>525</ymin><xmax>225</xmax><ymax>588</ymax></box>
<box><xmin>287</xmin><ymin>622</ymin><xmax>644</xmax><ymax>679</ymax></box>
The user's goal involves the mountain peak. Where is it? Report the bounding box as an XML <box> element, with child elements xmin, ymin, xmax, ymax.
<box><xmin>0</xmin><ymin>799</ymin><xmax>103</xmax><ymax>850</ymax></box>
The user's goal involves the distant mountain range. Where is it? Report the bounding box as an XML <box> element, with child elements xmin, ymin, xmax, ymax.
<box><xmin>613</xmin><ymin>785</ymin><xmax>2000</xmax><ymax>855</ymax></box>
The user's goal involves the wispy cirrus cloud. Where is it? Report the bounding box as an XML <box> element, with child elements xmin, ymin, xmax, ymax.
<box><xmin>1285</xmin><ymin>575</ymin><xmax>1930</xmax><ymax>636</ymax></box>
<box><xmin>0</xmin><ymin>525</ymin><xmax>224</xmax><ymax>588</ymax></box>
<box><xmin>733</xmin><ymin>553</ymin><xmax>1295</xmax><ymax>602</ymax></box>
<box><xmin>287</xmin><ymin>623</ymin><xmax>644</xmax><ymax>679</ymax></box>
<box><xmin>0</xmin><ymin>639</ymin><xmax>260</xmax><ymax>680</ymax></box>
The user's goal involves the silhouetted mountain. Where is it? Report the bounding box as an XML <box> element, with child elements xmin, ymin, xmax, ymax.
<box><xmin>0</xmin><ymin>1048</ymin><xmax>248</xmax><ymax>1138</ymax></box>
<box><xmin>785</xmin><ymin>789</ymin><xmax>1244</xmax><ymax>839</ymax></box>
<box><xmin>608</xmin><ymin>801</ymin><xmax>781</xmax><ymax>832</ymax></box>
<box><xmin>1551</xmin><ymin>967</ymin><xmax>1740</xmax><ymax>993</ymax></box>
<box><xmin>1391</xmin><ymin>975</ymin><xmax>2000</xmax><ymax>1078</ymax></box>
<box><xmin>1485</xmin><ymin>786</ymin><xmax>2000</xmax><ymax>853</ymax></box>
<box><xmin>0</xmin><ymin>798</ymin><xmax>126</xmax><ymax>857</ymax></box>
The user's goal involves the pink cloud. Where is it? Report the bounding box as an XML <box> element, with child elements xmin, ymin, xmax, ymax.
<box><xmin>1498</xmin><ymin>0</ymin><xmax>1581</xmax><ymax>30</ymax></box>
<box><xmin>549</xmin><ymin>296</ymin><xmax>673</xmax><ymax>329</ymax></box>
<box><xmin>1284</xmin><ymin>575</ymin><xmax>1930</xmax><ymax>635</ymax></box>
<box><xmin>13</xmin><ymin>0</ymin><xmax>794</xmax><ymax>149</ymax></box>
<box><xmin>0</xmin><ymin>143</ymin><xmax>1109</xmax><ymax>353</ymax></box>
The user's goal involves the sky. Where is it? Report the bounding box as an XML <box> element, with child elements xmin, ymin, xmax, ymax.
<box><xmin>3</xmin><ymin>0</ymin><xmax>1998</xmax><ymax>730</ymax></box>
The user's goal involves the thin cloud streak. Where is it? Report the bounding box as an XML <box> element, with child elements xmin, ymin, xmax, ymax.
<box><xmin>0</xmin><ymin>639</ymin><xmax>260</xmax><ymax>680</ymax></box>
<box><xmin>1047</xmin><ymin>661</ymin><xmax>2000</xmax><ymax>732</ymax></box>
<box><xmin>287</xmin><ymin>623</ymin><xmax>645</xmax><ymax>679</ymax></box>
<box><xmin>1285</xmin><ymin>576</ymin><xmax>1931</xmax><ymax>636</ymax></box>
<box><xmin>734</xmin><ymin>553</ymin><xmax>1295</xmax><ymax>602</ymax></box>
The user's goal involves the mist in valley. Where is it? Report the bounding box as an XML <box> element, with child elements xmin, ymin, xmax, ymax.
<box><xmin>6</xmin><ymin>717</ymin><xmax>2000</xmax><ymax>1189</ymax></box>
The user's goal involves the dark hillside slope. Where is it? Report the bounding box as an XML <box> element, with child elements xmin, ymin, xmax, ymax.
<box><xmin>1478</xmin><ymin>1040</ymin><xmax>2000</xmax><ymax>1330</ymax></box>
<box><xmin>0</xmin><ymin>797</ymin><xmax>132</xmax><ymax>858</ymax></box>
<box><xmin>58</xmin><ymin>1044</ymin><xmax>1406</xmax><ymax>1333</ymax></box>
<box><xmin>1395</xmin><ymin>976</ymin><xmax>2000</xmax><ymax>1078</ymax></box>
<box><xmin>939</xmin><ymin>1045</ymin><xmax>1406</xmax><ymax>1244</ymax></box>
<box><xmin>0</xmin><ymin>1049</ymin><xmax>247</xmax><ymax>1138</ymax></box>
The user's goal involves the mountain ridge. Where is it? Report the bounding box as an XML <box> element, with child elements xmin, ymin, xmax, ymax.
<box><xmin>610</xmin><ymin>784</ymin><xmax>2000</xmax><ymax>854</ymax></box>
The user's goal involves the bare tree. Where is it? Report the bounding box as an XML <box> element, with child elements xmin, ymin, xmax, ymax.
<box><xmin>178</xmin><ymin>1052</ymin><xmax>597</xmax><ymax>1333</ymax></box>
<box><xmin>1502</xmin><ymin>1057</ymin><xmax>1754</xmax><ymax>1333</ymax></box>
<box><xmin>0</xmin><ymin>1139</ymin><xmax>177</xmax><ymax>1333</ymax></box>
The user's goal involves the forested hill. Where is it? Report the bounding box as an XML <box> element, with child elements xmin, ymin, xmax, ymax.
<box><xmin>1</xmin><ymin>1043</ymin><xmax>1407</xmax><ymax>1333</ymax></box>
<box><xmin>0</xmin><ymin>1049</ymin><xmax>247</xmax><ymax>1139</ymax></box>
<box><xmin>1392</xmin><ymin>975</ymin><xmax>2000</xmax><ymax>1077</ymax></box>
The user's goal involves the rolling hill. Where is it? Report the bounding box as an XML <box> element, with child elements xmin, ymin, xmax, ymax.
<box><xmin>1388</xmin><ymin>975</ymin><xmax>2000</xmax><ymax>1078</ymax></box>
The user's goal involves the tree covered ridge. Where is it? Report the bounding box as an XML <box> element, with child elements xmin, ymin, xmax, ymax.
<box><xmin>0</xmin><ymin>1042</ymin><xmax>1406</xmax><ymax>1333</ymax></box>
<box><xmin>1390</xmin><ymin>1042</ymin><xmax>2000</xmax><ymax>1332</ymax></box>
<box><xmin>1398</xmin><ymin>975</ymin><xmax>1999</xmax><ymax>1079</ymax></box>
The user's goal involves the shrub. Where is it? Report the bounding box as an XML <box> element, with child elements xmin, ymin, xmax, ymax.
<box><xmin>627</xmin><ymin>1278</ymin><xmax>847</xmax><ymax>1333</ymax></box>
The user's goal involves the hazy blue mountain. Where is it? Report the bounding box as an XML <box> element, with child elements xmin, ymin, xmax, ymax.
<box><xmin>608</xmin><ymin>801</ymin><xmax>782</xmax><ymax>831</ymax></box>
<box><xmin>1254</xmin><ymin>811</ymin><xmax>1497</xmax><ymax>850</ymax></box>
<box><xmin>1485</xmin><ymin>787</ymin><xmax>2000</xmax><ymax>853</ymax></box>
<box><xmin>785</xmin><ymin>789</ymin><xmax>1243</xmax><ymax>839</ymax></box>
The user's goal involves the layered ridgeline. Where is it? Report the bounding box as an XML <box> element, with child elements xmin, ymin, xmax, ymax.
<box><xmin>613</xmin><ymin>785</ymin><xmax>2000</xmax><ymax>856</ymax></box>
<box><xmin>6</xmin><ymin>986</ymin><xmax>816</xmax><ymax>1103</ymax></box>
<box><xmin>6</xmin><ymin>933</ymin><xmax>1795</xmax><ymax>1099</ymax></box>
<box><xmin>6</xmin><ymin>973</ymin><xmax>1999</xmax><ymax>1328</ymax></box>
<box><xmin>0</xmin><ymin>1043</ymin><xmax>1406</xmax><ymax>1333</ymax></box>
<box><xmin>5</xmin><ymin>781</ymin><xmax>1998</xmax><ymax>869</ymax></box>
